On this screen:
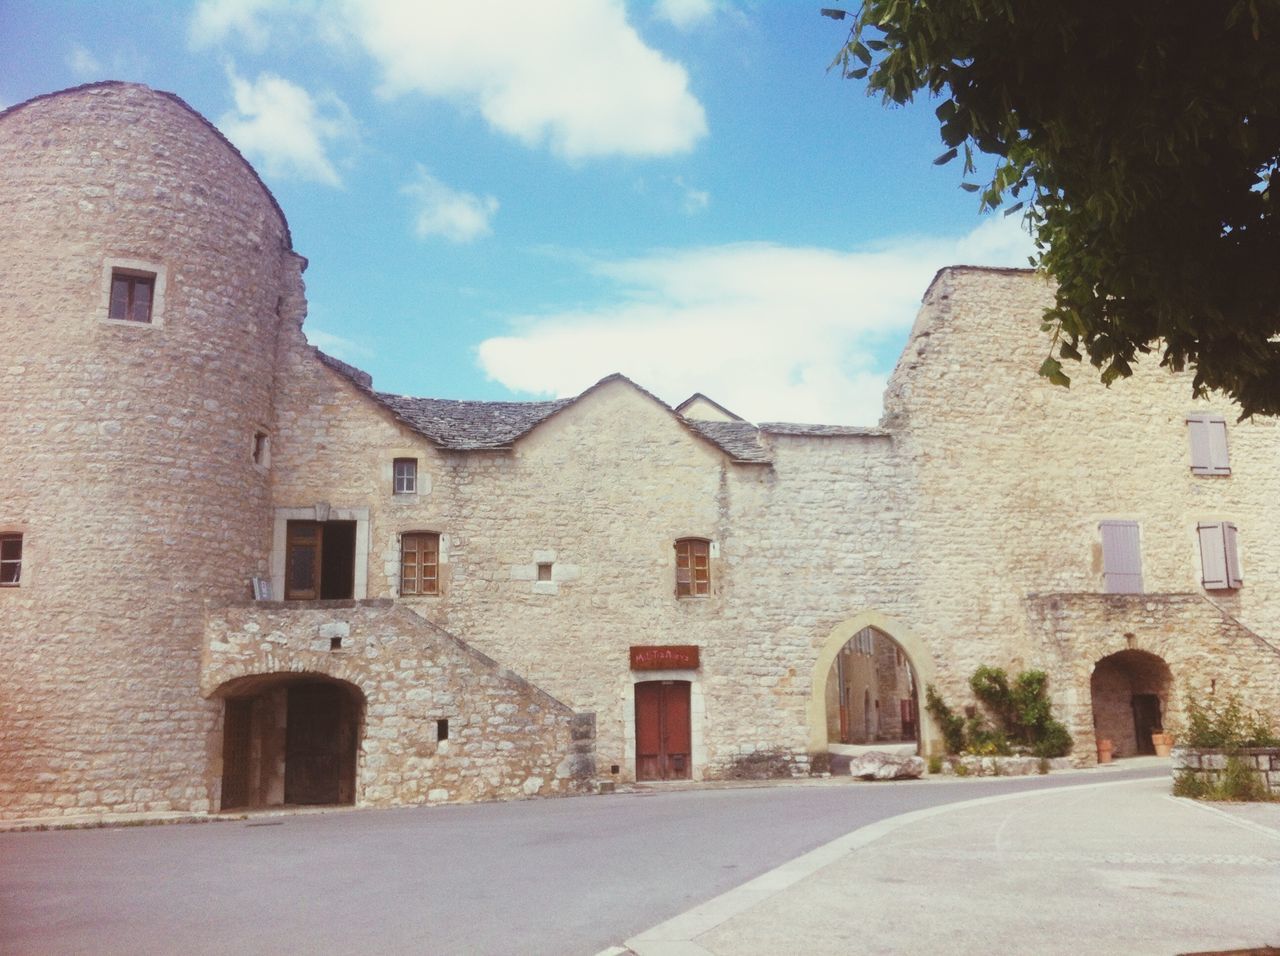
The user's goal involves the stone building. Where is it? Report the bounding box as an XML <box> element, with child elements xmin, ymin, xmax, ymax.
<box><xmin>2</xmin><ymin>82</ymin><xmax>1279</xmax><ymax>821</ymax></box>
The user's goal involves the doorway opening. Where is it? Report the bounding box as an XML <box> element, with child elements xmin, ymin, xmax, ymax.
<box><xmin>635</xmin><ymin>680</ymin><xmax>692</xmax><ymax>781</ymax></box>
<box><xmin>1090</xmin><ymin>649</ymin><xmax>1173</xmax><ymax>757</ymax></box>
<box><xmin>824</xmin><ymin>626</ymin><xmax>919</xmax><ymax>750</ymax></box>
<box><xmin>218</xmin><ymin>674</ymin><xmax>363</xmax><ymax>810</ymax></box>
<box><xmin>285</xmin><ymin>520</ymin><xmax>356</xmax><ymax>600</ymax></box>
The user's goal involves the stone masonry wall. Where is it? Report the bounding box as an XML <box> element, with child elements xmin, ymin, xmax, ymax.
<box><xmin>0</xmin><ymin>84</ymin><xmax>299</xmax><ymax>819</ymax></box>
<box><xmin>203</xmin><ymin>600</ymin><xmax>594</xmax><ymax>806</ymax></box>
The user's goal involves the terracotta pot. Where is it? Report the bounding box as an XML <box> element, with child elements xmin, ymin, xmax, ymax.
<box><xmin>1097</xmin><ymin>738</ymin><xmax>1114</xmax><ymax>764</ymax></box>
<box><xmin>1152</xmin><ymin>732</ymin><xmax>1173</xmax><ymax>757</ymax></box>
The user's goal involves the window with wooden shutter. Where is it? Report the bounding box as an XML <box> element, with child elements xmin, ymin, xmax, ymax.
<box><xmin>0</xmin><ymin>534</ymin><xmax>22</xmax><ymax>586</ymax></box>
<box><xmin>1100</xmin><ymin>521</ymin><xmax>1143</xmax><ymax>594</ymax></box>
<box><xmin>401</xmin><ymin>532</ymin><xmax>439</xmax><ymax>595</ymax></box>
<box><xmin>1186</xmin><ymin>414</ymin><xmax>1230</xmax><ymax>475</ymax></box>
<box><xmin>1197</xmin><ymin>521</ymin><xmax>1242</xmax><ymax>589</ymax></box>
<box><xmin>675</xmin><ymin>538</ymin><xmax>711</xmax><ymax>597</ymax></box>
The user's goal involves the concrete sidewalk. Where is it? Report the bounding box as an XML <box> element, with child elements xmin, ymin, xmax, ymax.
<box><xmin>622</xmin><ymin>776</ymin><xmax>1280</xmax><ymax>956</ymax></box>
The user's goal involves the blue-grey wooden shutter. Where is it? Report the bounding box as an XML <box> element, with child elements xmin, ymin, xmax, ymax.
<box><xmin>1197</xmin><ymin>522</ymin><xmax>1229</xmax><ymax>589</ymax></box>
<box><xmin>1100</xmin><ymin>521</ymin><xmax>1142</xmax><ymax>594</ymax></box>
<box><xmin>1187</xmin><ymin>414</ymin><xmax>1230</xmax><ymax>474</ymax></box>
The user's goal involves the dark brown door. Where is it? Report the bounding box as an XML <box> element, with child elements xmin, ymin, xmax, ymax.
<box><xmin>285</xmin><ymin>684</ymin><xmax>344</xmax><ymax>805</ymax></box>
<box><xmin>635</xmin><ymin>680</ymin><xmax>692</xmax><ymax>781</ymax></box>
<box><xmin>285</xmin><ymin>521</ymin><xmax>322</xmax><ymax>600</ymax></box>
<box><xmin>221</xmin><ymin>698</ymin><xmax>252</xmax><ymax>810</ymax></box>
<box><xmin>1132</xmin><ymin>693</ymin><xmax>1162</xmax><ymax>755</ymax></box>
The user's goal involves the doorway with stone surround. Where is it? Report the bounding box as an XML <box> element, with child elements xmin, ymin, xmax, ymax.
<box><xmin>216</xmin><ymin>673</ymin><xmax>364</xmax><ymax>810</ymax></box>
<box><xmin>1090</xmin><ymin>649</ymin><xmax>1173</xmax><ymax>758</ymax></box>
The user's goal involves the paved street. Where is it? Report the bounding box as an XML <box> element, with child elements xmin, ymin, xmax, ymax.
<box><xmin>0</xmin><ymin>766</ymin><xmax>1162</xmax><ymax>956</ymax></box>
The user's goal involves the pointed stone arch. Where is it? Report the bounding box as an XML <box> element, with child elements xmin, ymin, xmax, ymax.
<box><xmin>807</xmin><ymin>610</ymin><xmax>941</xmax><ymax>757</ymax></box>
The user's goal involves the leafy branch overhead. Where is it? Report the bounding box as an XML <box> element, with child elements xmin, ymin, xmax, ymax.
<box><xmin>825</xmin><ymin>2</ymin><xmax>1280</xmax><ymax>416</ymax></box>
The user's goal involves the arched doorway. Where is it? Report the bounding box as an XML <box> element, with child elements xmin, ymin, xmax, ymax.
<box><xmin>823</xmin><ymin>625</ymin><xmax>920</xmax><ymax>748</ymax></box>
<box><xmin>1090</xmin><ymin>650</ymin><xmax>1173</xmax><ymax>757</ymax></box>
<box><xmin>216</xmin><ymin>673</ymin><xmax>364</xmax><ymax>810</ymax></box>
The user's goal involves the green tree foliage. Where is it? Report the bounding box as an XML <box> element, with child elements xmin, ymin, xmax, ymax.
<box><xmin>1182</xmin><ymin>691</ymin><xmax>1280</xmax><ymax>749</ymax></box>
<box><xmin>825</xmin><ymin>3</ymin><xmax>1280</xmax><ymax>416</ymax></box>
<box><xmin>928</xmin><ymin>667</ymin><xmax>1073</xmax><ymax>757</ymax></box>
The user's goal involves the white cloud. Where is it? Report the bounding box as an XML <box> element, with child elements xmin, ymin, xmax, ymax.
<box><xmin>218</xmin><ymin>69</ymin><xmax>354</xmax><ymax>186</ymax></box>
<box><xmin>66</xmin><ymin>44</ymin><xmax>102</xmax><ymax>79</ymax></box>
<box><xmin>306</xmin><ymin>327</ymin><xmax>373</xmax><ymax>363</ymax></box>
<box><xmin>402</xmin><ymin>166</ymin><xmax>499</xmax><ymax>243</ymax></box>
<box><xmin>477</xmin><ymin>215</ymin><xmax>1036</xmax><ymax>426</ymax></box>
<box><xmin>189</xmin><ymin>0</ymin><xmax>288</xmax><ymax>50</ymax></box>
<box><xmin>345</xmin><ymin>0</ymin><xmax>707</xmax><ymax>159</ymax></box>
<box><xmin>654</xmin><ymin>0</ymin><xmax>715</xmax><ymax>30</ymax></box>
<box><xmin>674</xmin><ymin>176</ymin><xmax>710</xmax><ymax>214</ymax></box>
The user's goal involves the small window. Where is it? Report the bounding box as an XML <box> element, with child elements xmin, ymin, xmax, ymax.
<box><xmin>1187</xmin><ymin>413</ymin><xmax>1230</xmax><ymax>475</ymax></box>
<box><xmin>401</xmin><ymin>531</ymin><xmax>439</xmax><ymax>596</ymax></box>
<box><xmin>108</xmin><ymin>271</ymin><xmax>155</xmax><ymax>323</ymax></box>
<box><xmin>1198</xmin><ymin>521</ymin><xmax>1242</xmax><ymax>590</ymax></box>
<box><xmin>1100</xmin><ymin>521</ymin><xmax>1143</xmax><ymax>594</ymax></box>
<box><xmin>0</xmin><ymin>534</ymin><xmax>21</xmax><ymax>586</ymax></box>
<box><xmin>436</xmin><ymin>718</ymin><xmax>449</xmax><ymax>741</ymax></box>
<box><xmin>536</xmin><ymin>562</ymin><xmax>552</xmax><ymax>581</ymax></box>
<box><xmin>393</xmin><ymin>458</ymin><xmax>418</xmax><ymax>495</ymax></box>
<box><xmin>252</xmin><ymin>431</ymin><xmax>270</xmax><ymax>466</ymax></box>
<box><xmin>675</xmin><ymin>538</ymin><xmax>710</xmax><ymax>597</ymax></box>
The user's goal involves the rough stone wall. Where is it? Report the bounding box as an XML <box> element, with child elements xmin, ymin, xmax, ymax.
<box><xmin>203</xmin><ymin>601</ymin><xmax>594</xmax><ymax>806</ymax></box>
<box><xmin>881</xmin><ymin>268</ymin><xmax>1280</xmax><ymax>761</ymax></box>
<box><xmin>0</xmin><ymin>84</ymin><xmax>299</xmax><ymax>819</ymax></box>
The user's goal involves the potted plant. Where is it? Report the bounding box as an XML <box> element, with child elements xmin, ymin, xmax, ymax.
<box><xmin>1151</xmin><ymin>730</ymin><xmax>1174</xmax><ymax>757</ymax></box>
<box><xmin>1097</xmin><ymin>738</ymin><xmax>1114</xmax><ymax>764</ymax></box>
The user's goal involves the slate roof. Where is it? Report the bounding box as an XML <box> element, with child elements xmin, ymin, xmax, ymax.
<box><xmin>373</xmin><ymin>393</ymin><xmax>574</xmax><ymax>450</ymax></box>
<box><xmin>760</xmin><ymin>422</ymin><xmax>890</xmax><ymax>438</ymax></box>
<box><xmin>315</xmin><ymin>351</ymin><xmax>774</xmax><ymax>462</ymax></box>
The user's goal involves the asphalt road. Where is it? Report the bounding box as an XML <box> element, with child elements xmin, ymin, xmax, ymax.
<box><xmin>0</xmin><ymin>765</ymin><xmax>1165</xmax><ymax>956</ymax></box>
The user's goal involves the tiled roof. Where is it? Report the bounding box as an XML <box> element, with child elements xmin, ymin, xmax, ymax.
<box><xmin>759</xmin><ymin>423</ymin><xmax>890</xmax><ymax>438</ymax></box>
<box><xmin>687</xmin><ymin>420</ymin><xmax>772</xmax><ymax>462</ymax></box>
<box><xmin>315</xmin><ymin>352</ymin><xmax>774</xmax><ymax>462</ymax></box>
<box><xmin>373</xmin><ymin>393</ymin><xmax>574</xmax><ymax>450</ymax></box>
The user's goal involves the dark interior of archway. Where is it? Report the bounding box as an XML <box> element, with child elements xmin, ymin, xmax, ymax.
<box><xmin>1091</xmin><ymin>651</ymin><xmax>1172</xmax><ymax>757</ymax></box>
<box><xmin>221</xmin><ymin>679</ymin><xmax>360</xmax><ymax>810</ymax></box>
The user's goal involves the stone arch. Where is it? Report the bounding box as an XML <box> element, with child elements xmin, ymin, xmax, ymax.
<box><xmin>212</xmin><ymin>671</ymin><xmax>366</xmax><ymax>811</ymax></box>
<box><xmin>807</xmin><ymin>611</ymin><xmax>940</xmax><ymax>757</ymax></box>
<box><xmin>1090</xmin><ymin>650</ymin><xmax>1174</xmax><ymax>758</ymax></box>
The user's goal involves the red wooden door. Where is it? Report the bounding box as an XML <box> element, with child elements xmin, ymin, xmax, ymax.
<box><xmin>635</xmin><ymin>681</ymin><xmax>692</xmax><ymax>781</ymax></box>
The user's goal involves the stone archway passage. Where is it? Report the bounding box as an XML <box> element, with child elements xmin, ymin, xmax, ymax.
<box><xmin>809</xmin><ymin>612</ymin><xmax>939</xmax><ymax>757</ymax></box>
<box><xmin>218</xmin><ymin>674</ymin><xmax>364</xmax><ymax>810</ymax></box>
<box><xmin>1090</xmin><ymin>650</ymin><xmax>1173</xmax><ymax>757</ymax></box>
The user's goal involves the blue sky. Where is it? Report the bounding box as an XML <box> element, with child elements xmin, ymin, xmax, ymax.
<box><xmin>1</xmin><ymin>0</ymin><xmax>1033</xmax><ymax>424</ymax></box>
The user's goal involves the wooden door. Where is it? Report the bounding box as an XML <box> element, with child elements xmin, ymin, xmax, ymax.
<box><xmin>1132</xmin><ymin>693</ymin><xmax>1162</xmax><ymax>755</ymax></box>
<box><xmin>635</xmin><ymin>681</ymin><xmax>692</xmax><ymax>781</ymax></box>
<box><xmin>221</xmin><ymin>698</ymin><xmax>252</xmax><ymax>810</ymax></box>
<box><xmin>285</xmin><ymin>521</ymin><xmax>322</xmax><ymax>600</ymax></box>
<box><xmin>285</xmin><ymin>684</ymin><xmax>342</xmax><ymax>804</ymax></box>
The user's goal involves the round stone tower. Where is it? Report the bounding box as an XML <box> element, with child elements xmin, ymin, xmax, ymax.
<box><xmin>0</xmin><ymin>83</ymin><xmax>306</xmax><ymax>818</ymax></box>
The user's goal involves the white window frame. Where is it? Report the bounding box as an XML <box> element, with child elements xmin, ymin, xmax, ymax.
<box><xmin>393</xmin><ymin>458</ymin><xmax>418</xmax><ymax>495</ymax></box>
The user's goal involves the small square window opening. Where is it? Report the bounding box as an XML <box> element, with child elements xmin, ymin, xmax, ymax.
<box><xmin>108</xmin><ymin>271</ymin><xmax>155</xmax><ymax>323</ymax></box>
<box><xmin>436</xmin><ymin>718</ymin><xmax>449</xmax><ymax>741</ymax></box>
<box><xmin>0</xmin><ymin>534</ymin><xmax>21</xmax><ymax>586</ymax></box>
<box><xmin>393</xmin><ymin>458</ymin><xmax>418</xmax><ymax>495</ymax></box>
<box><xmin>536</xmin><ymin>562</ymin><xmax>553</xmax><ymax>581</ymax></box>
<box><xmin>252</xmin><ymin>431</ymin><xmax>269</xmax><ymax>465</ymax></box>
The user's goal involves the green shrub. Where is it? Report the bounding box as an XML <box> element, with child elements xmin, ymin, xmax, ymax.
<box><xmin>926</xmin><ymin>754</ymin><xmax>943</xmax><ymax>775</ymax></box>
<box><xmin>925</xmin><ymin>684</ymin><xmax>966</xmax><ymax>755</ymax></box>
<box><xmin>927</xmin><ymin>667</ymin><xmax>1073</xmax><ymax>758</ymax></box>
<box><xmin>1182</xmin><ymin>691</ymin><xmax>1280</xmax><ymax>750</ymax></box>
<box><xmin>1172</xmin><ymin>769</ymin><xmax>1210</xmax><ymax>799</ymax></box>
